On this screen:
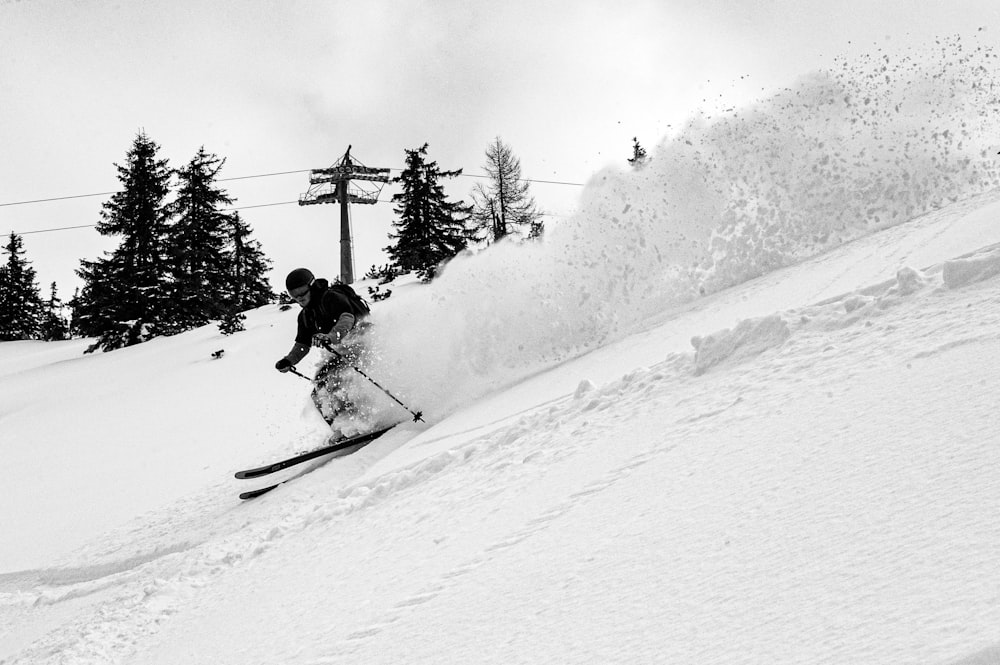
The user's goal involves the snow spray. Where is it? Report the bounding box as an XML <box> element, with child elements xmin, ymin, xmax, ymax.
<box><xmin>367</xmin><ymin>34</ymin><xmax>1000</xmax><ymax>418</ymax></box>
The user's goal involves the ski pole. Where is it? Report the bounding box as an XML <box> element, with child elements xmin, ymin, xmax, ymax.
<box><xmin>319</xmin><ymin>341</ymin><xmax>424</xmax><ymax>423</ymax></box>
<box><xmin>288</xmin><ymin>367</ymin><xmax>312</xmax><ymax>381</ymax></box>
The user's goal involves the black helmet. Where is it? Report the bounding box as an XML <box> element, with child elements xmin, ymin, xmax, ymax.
<box><xmin>285</xmin><ymin>268</ymin><xmax>314</xmax><ymax>292</ymax></box>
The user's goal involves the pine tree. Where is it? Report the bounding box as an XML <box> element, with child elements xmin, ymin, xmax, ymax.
<box><xmin>218</xmin><ymin>212</ymin><xmax>274</xmax><ymax>335</ymax></box>
<box><xmin>71</xmin><ymin>257</ymin><xmax>114</xmax><ymax>339</ymax></box>
<box><xmin>165</xmin><ymin>147</ymin><xmax>236</xmax><ymax>331</ymax></box>
<box><xmin>386</xmin><ymin>143</ymin><xmax>473</xmax><ymax>281</ymax></box>
<box><xmin>0</xmin><ymin>232</ymin><xmax>44</xmax><ymax>340</ymax></box>
<box><xmin>217</xmin><ymin>309</ymin><xmax>246</xmax><ymax>335</ymax></box>
<box><xmin>72</xmin><ymin>131</ymin><xmax>174</xmax><ymax>351</ymax></box>
<box><xmin>628</xmin><ymin>137</ymin><xmax>648</xmax><ymax>169</ymax></box>
<box><xmin>226</xmin><ymin>212</ymin><xmax>274</xmax><ymax>311</ymax></box>
<box><xmin>470</xmin><ymin>137</ymin><xmax>542</xmax><ymax>243</ymax></box>
<box><xmin>40</xmin><ymin>282</ymin><xmax>70</xmax><ymax>341</ymax></box>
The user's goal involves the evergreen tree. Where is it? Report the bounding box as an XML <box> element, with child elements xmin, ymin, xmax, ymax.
<box><xmin>165</xmin><ymin>147</ymin><xmax>235</xmax><ymax>331</ymax></box>
<box><xmin>217</xmin><ymin>309</ymin><xmax>246</xmax><ymax>335</ymax></box>
<box><xmin>71</xmin><ymin>257</ymin><xmax>113</xmax><ymax>339</ymax></box>
<box><xmin>470</xmin><ymin>137</ymin><xmax>542</xmax><ymax>243</ymax></box>
<box><xmin>72</xmin><ymin>131</ymin><xmax>174</xmax><ymax>351</ymax></box>
<box><xmin>0</xmin><ymin>232</ymin><xmax>44</xmax><ymax>340</ymax></box>
<box><xmin>218</xmin><ymin>212</ymin><xmax>274</xmax><ymax>335</ymax></box>
<box><xmin>226</xmin><ymin>212</ymin><xmax>274</xmax><ymax>311</ymax></box>
<box><xmin>628</xmin><ymin>136</ymin><xmax>648</xmax><ymax>169</ymax></box>
<box><xmin>386</xmin><ymin>143</ymin><xmax>473</xmax><ymax>281</ymax></box>
<box><xmin>40</xmin><ymin>282</ymin><xmax>70</xmax><ymax>341</ymax></box>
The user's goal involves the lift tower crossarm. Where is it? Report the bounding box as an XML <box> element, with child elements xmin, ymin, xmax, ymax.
<box><xmin>298</xmin><ymin>146</ymin><xmax>391</xmax><ymax>284</ymax></box>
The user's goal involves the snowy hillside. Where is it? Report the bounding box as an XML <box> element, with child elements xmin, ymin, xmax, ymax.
<box><xmin>5</xmin><ymin>36</ymin><xmax>1000</xmax><ymax>664</ymax></box>
<box><xmin>3</xmin><ymin>191</ymin><xmax>1000</xmax><ymax>664</ymax></box>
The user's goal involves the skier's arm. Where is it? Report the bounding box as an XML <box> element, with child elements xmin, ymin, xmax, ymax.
<box><xmin>275</xmin><ymin>342</ymin><xmax>309</xmax><ymax>372</ymax></box>
<box><xmin>282</xmin><ymin>311</ymin><xmax>314</xmax><ymax>364</ymax></box>
<box><xmin>328</xmin><ymin>312</ymin><xmax>355</xmax><ymax>341</ymax></box>
<box><xmin>313</xmin><ymin>312</ymin><xmax>356</xmax><ymax>347</ymax></box>
<box><xmin>321</xmin><ymin>290</ymin><xmax>357</xmax><ymax>342</ymax></box>
<box><xmin>284</xmin><ymin>342</ymin><xmax>310</xmax><ymax>365</ymax></box>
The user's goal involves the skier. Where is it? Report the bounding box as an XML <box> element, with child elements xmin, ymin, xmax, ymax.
<box><xmin>274</xmin><ymin>268</ymin><xmax>370</xmax><ymax>425</ymax></box>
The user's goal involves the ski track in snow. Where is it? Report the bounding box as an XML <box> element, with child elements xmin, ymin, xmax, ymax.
<box><xmin>333</xmin><ymin>417</ymin><xmax>681</xmax><ymax>650</ymax></box>
<box><xmin>5</xmin><ymin>243</ymin><xmax>1000</xmax><ymax>664</ymax></box>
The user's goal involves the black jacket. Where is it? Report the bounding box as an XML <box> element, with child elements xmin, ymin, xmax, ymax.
<box><xmin>294</xmin><ymin>279</ymin><xmax>356</xmax><ymax>346</ymax></box>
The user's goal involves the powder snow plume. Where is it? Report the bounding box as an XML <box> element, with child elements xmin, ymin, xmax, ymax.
<box><xmin>365</xmin><ymin>34</ymin><xmax>1000</xmax><ymax>419</ymax></box>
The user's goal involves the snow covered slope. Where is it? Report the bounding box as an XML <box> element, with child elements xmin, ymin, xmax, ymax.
<box><xmin>6</xmin><ymin>36</ymin><xmax>1000</xmax><ymax>664</ymax></box>
<box><xmin>3</xmin><ymin>193</ymin><xmax>1000</xmax><ymax>664</ymax></box>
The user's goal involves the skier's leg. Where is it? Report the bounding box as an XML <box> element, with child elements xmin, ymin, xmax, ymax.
<box><xmin>312</xmin><ymin>356</ymin><xmax>347</xmax><ymax>424</ymax></box>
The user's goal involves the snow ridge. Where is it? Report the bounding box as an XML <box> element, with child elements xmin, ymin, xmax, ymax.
<box><xmin>7</xmin><ymin>244</ymin><xmax>1000</xmax><ymax>663</ymax></box>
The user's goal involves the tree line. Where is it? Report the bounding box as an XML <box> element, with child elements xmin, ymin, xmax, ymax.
<box><xmin>2</xmin><ymin>133</ymin><xmax>650</xmax><ymax>349</ymax></box>
<box><xmin>383</xmin><ymin>136</ymin><xmax>544</xmax><ymax>284</ymax></box>
<box><xmin>73</xmin><ymin>134</ymin><xmax>274</xmax><ymax>352</ymax></box>
<box><xmin>381</xmin><ymin>135</ymin><xmax>649</xmax><ymax>283</ymax></box>
<box><xmin>0</xmin><ymin>233</ymin><xmax>69</xmax><ymax>342</ymax></box>
<box><xmin>1</xmin><ymin>132</ymin><xmax>274</xmax><ymax>351</ymax></box>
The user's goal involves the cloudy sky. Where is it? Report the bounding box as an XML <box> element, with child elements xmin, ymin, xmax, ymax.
<box><xmin>3</xmin><ymin>0</ymin><xmax>999</xmax><ymax>297</ymax></box>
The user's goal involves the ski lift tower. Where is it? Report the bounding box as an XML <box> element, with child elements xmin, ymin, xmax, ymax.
<box><xmin>299</xmin><ymin>145</ymin><xmax>391</xmax><ymax>284</ymax></box>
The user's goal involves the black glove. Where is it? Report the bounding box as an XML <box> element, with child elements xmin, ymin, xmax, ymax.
<box><xmin>311</xmin><ymin>333</ymin><xmax>334</xmax><ymax>348</ymax></box>
<box><xmin>275</xmin><ymin>357</ymin><xmax>294</xmax><ymax>373</ymax></box>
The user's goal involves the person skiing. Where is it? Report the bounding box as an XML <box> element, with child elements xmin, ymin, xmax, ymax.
<box><xmin>274</xmin><ymin>268</ymin><xmax>370</xmax><ymax>425</ymax></box>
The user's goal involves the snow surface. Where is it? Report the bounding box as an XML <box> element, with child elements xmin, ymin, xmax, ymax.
<box><xmin>5</xmin><ymin>41</ymin><xmax>1000</xmax><ymax>664</ymax></box>
<box><xmin>4</xmin><ymin>191</ymin><xmax>1000</xmax><ymax>664</ymax></box>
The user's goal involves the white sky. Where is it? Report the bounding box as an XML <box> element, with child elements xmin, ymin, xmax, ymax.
<box><xmin>3</xmin><ymin>0</ymin><xmax>1000</xmax><ymax>297</ymax></box>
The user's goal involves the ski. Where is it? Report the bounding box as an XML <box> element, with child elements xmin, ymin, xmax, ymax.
<box><xmin>240</xmin><ymin>484</ymin><xmax>279</xmax><ymax>500</ymax></box>
<box><xmin>235</xmin><ymin>425</ymin><xmax>397</xmax><ymax>481</ymax></box>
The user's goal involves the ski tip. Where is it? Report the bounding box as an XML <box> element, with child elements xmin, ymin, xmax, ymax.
<box><xmin>240</xmin><ymin>484</ymin><xmax>278</xmax><ymax>500</ymax></box>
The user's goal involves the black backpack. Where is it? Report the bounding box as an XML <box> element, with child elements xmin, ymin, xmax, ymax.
<box><xmin>326</xmin><ymin>281</ymin><xmax>371</xmax><ymax>319</ymax></box>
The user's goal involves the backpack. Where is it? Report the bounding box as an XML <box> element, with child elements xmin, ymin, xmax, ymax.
<box><xmin>326</xmin><ymin>281</ymin><xmax>371</xmax><ymax>319</ymax></box>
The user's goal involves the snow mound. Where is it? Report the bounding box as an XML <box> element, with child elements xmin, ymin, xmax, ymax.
<box><xmin>943</xmin><ymin>246</ymin><xmax>1000</xmax><ymax>289</ymax></box>
<box><xmin>685</xmin><ymin>262</ymin><xmax>935</xmax><ymax>377</ymax></box>
<box><xmin>691</xmin><ymin>313</ymin><xmax>791</xmax><ymax>375</ymax></box>
<box><xmin>573</xmin><ymin>379</ymin><xmax>597</xmax><ymax>398</ymax></box>
<box><xmin>891</xmin><ymin>266</ymin><xmax>927</xmax><ymax>296</ymax></box>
